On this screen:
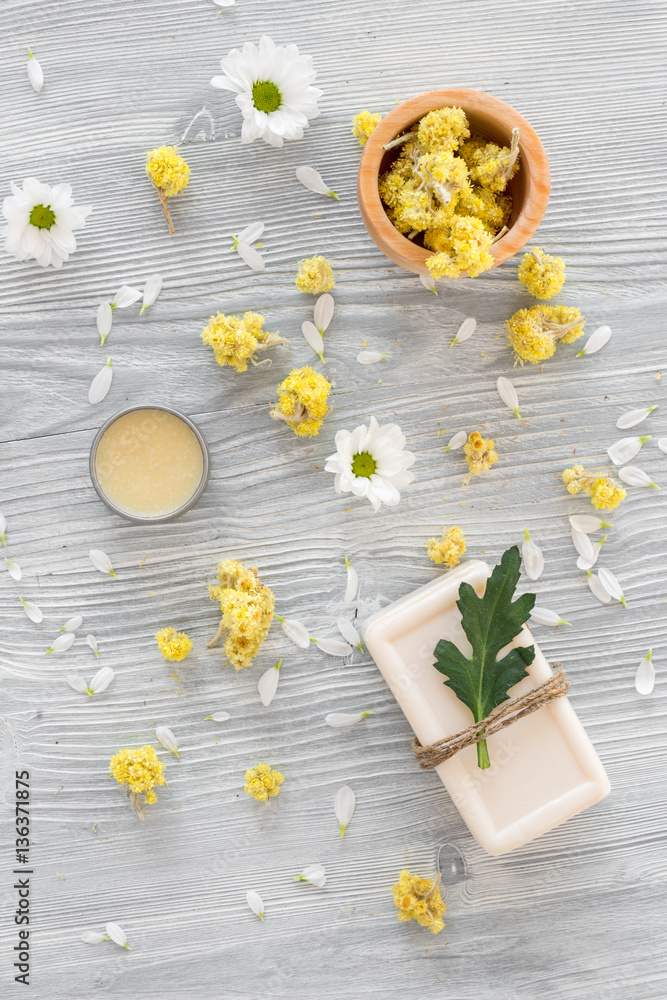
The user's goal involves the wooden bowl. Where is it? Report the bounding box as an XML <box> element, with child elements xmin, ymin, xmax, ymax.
<box><xmin>357</xmin><ymin>89</ymin><xmax>550</xmax><ymax>276</ymax></box>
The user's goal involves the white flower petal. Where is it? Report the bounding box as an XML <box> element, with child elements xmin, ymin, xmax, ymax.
<box><xmin>89</xmin><ymin>666</ymin><xmax>114</xmax><ymax>694</ymax></box>
<box><xmin>419</xmin><ymin>273</ymin><xmax>437</xmax><ymax>294</ymax></box>
<box><xmin>344</xmin><ymin>557</ymin><xmax>358</xmax><ymax>604</ymax></box>
<box><xmin>155</xmin><ymin>725</ymin><xmax>179</xmax><ymax>757</ymax></box>
<box><xmin>658</xmin><ymin>439</ymin><xmax>667</xmax><ymax>456</ymax></box>
<box><xmin>313</xmin><ymin>293</ymin><xmax>334</xmax><ymax>334</ymax></box>
<box><xmin>213</xmin><ymin>0</ymin><xmax>236</xmax><ymax>7</ymax></box>
<box><xmin>236</xmin><ymin>222</ymin><xmax>264</xmax><ymax>245</ymax></box>
<box><xmin>97</xmin><ymin>302</ymin><xmax>112</xmax><ymax>343</ymax></box>
<box><xmin>112</xmin><ymin>285</ymin><xmax>142</xmax><ymax>309</ymax></box>
<box><xmin>296</xmin><ymin>864</ymin><xmax>326</xmax><ymax>887</ymax></box>
<box><xmin>443</xmin><ymin>430</ymin><xmax>467</xmax><ymax>452</ymax></box>
<box><xmin>86</xmin><ymin>634</ymin><xmax>99</xmax><ymax>657</ymax></box>
<box><xmin>296</xmin><ymin>166</ymin><xmax>338</xmax><ymax>199</ymax></box>
<box><xmin>450</xmin><ymin>317</ymin><xmax>476</xmax><ymax>346</ymax></box>
<box><xmin>497</xmin><ymin>376</ymin><xmax>521</xmax><ymax>418</ymax></box>
<box><xmin>314</xmin><ymin>637</ymin><xmax>353</xmax><ymax>657</ymax></box>
<box><xmin>337</xmin><ymin>618</ymin><xmax>362</xmax><ymax>649</ymax></box>
<box><xmin>521</xmin><ymin>530</ymin><xmax>544</xmax><ymax>580</ymax></box>
<box><xmin>597</xmin><ymin>567</ymin><xmax>626</xmax><ymax>606</ymax></box>
<box><xmin>357</xmin><ymin>351</ymin><xmax>390</xmax><ymax>365</ymax></box>
<box><xmin>235</xmin><ymin>241</ymin><xmax>265</xmax><ymax>271</ymax></box>
<box><xmin>529</xmin><ymin>607</ymin><xmax>571</xmax><ymax>627</ymax></box>
<box><xmin>20</xmin><ymin>598</ymin><xmax>43</xmax><ymax>623</ymax></box>
<box><xmin>205</xmin><ymin>711</ymin><xmax>231</xmax><ymax>721</ymax></box>
<box><xmin>258</xmin><ymin>661</ymin><xmax>281</xmax><ymax>707</ymax></box>
<box><xmin>586</xmin><ymin>570</ymin><xmax>611</xmax><ymax>604</ymax></box>
<box><xmin>46</xmin><ymin>632</ymin><xmax>75</xmax><ymax>654</ymax></box>
<box><xmin>0</xmin><ymin>512</ymin><xmax>6</xmax><ymax>546</ymax></box>
<box><xmin>618</xmin><ymin>466</ymin><xmax>659</xmax><ymax>489</ymax></box>
<box><xmin>576</xmin><ymin>325</ymin><xmax>611</xmax><ymax>357</ymax></box>
<box><xmin>88</xmin><ymin>357</ymin><xmax>113</xmax><ymax>405</ymax></box>
<box><xmin>140</xmin><ymin>273</ymin><xmax>163</xmax><ymax>314</ymax></box>
<box><xmin>105</xmin><ymin>923</ymin><xmax>129</xmax><ymax>949</ymax></box>
<box><xmin>302</xmin><ymin>321</ymin><xmax>324</xmax><ymax>360</ymax></box>
<box><xmin>5</xmin><ymin>557</ymin><xmax>22</xmax><ymax>581</ymax></box>
<box><xmin>81</xmin><ymin>931</ymin><xmax>106</xmax><ymax>945</ymax></box>
<box><xmin>571</xmin><ymin>528</ymin><xmax>595</xmax><ymax>563</ymax></box>
<box><xmin>27</xmin><ymin>51</ymin><xmax>44</xmax><ymax>93</ymax></box>
<box><xmin>616</xmin><ymin>405</ymin><xmax>658</xmax><ymax>430</ymax></box>
<box><xmin>60</xmin><ymin>615</ymin><xmax>83</xmax><ymax>632</ymax></box>
<box><xmin>607</xmin><ymin>435</ymin><xmax>651</xmax><ymax>466</ymax></box>
<box><xmin>576</xmin><ymin>535</ymin><xmax>606</xmax><ymax>571</ymax></box>
<box><xmin>334</xmin><ymin>785</ymin><xmax>355</xmax><ymax>837</ymax></box>
<box><xmin>67</xmin><ymin>675</ymin><xmax>90</xmax><ymax>695</ymax></box>
<box><xmin>325</xmin><ymin>711</ymin><xmax>372</xmax><ymax>729</ymax></box>
<box><xmin>246</xmin><ymin>890</ymin><xmax>264</xmax><ymax>919</ymax></box>
<box><xmin>278</xmin><ymin>616</ymin><xmax>311</xmax><ymax>649</ymax></box>
<box><xmin>569</xmin><ymin>514</ymin><xmax>612</xmax><ymax>534</ymax></box>
<box><xmin>89</xmin><ymin>548</ymin><xmax>116</xmax><ymax>577</ymax></box>
<box><xmin>635</xmin><ymin>650</ymin><xmax>655</xmax><ymax>695</ymax></box>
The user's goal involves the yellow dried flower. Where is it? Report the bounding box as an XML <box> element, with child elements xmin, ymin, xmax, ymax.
<box><xmin>110</xmin><ymin>745</ymin><xmax>165</xmax><ymax>816</ymax></box>
<box><xmin>426</xmin><ymin>216</ymin><xmax>495</xmax><ymax>279</ymax></box>
<box><xmin>506</xmin><ymin>304</ymin><xmax>586</xmax><ymax>364</ymax></box>
<box><xmin>392</xmin><ymin>869</ymin><xmax>446</xmax><ymax>934</ymax></box>
<box><xmin>155</xmin><ymin>627</ymin><xmax>193</xmax><ymax>662</ymax></box>
<box><xmin>145</xmin><ymin>145</ymin><xmax>190</xmax><ymax>234</ymax></box>
<box><xmin>270</xmin><ymin>365</ymin><xmax>331</xmax><ymax>437</ymax></box>
<box><xmin>244</xmin><ymin>762</ymin><xmax>284</xmax><ymax>803</ymax></box>
<box><xmin>541</xmin><ymin>304</ymin><xmax>585</xmax><ymax>344</ymax></box>
<box><xmin>518</xmin><ymin>247</ymin><xmax>566</xmax><ymax>299</ymax></box>
<box><xmin>427</xmin><ymin>525</ymin><xmax>466</xmax><ymax>569</ymax></box>
<box><xmin>295</xmin><ymin>255</ymin><xmax>335</xmax><ymax>294</ymax></box>
<box><xmin>207</xmin><ymin>560</ymin><xmax>274</xmax><ymax>670</ymax></box>
<box><xmin>416</xmin><ymin>106</ymin><xmax>470</xmax><ymax>153</ymax></box>
<box><xmin>457</xmin><ymin>186</ymin><xmax>512</xmax><ymax>232</ymax></box>
<box><xmin>464</xmin><ymin>431</ymin><xmax>498</xmax><ymax>476</ymax></box>
<box><xmin>466</xmin><ymin>129</ymin><xmax>520</xmax><ymax>193</ymax></box>
<box><xmin>201</xmin><ymin>311</ymin><xmax>289</xmax><ymax>373</ymax></box>
<box><xmin>562</xmin><ymin>465</ymin><xmax>626</xmax><ymax>511</ymax></box>
<box><xmin>353</xmin><ymin>110</ymin><xmax>382</xmax><ymax>146</ymax></box>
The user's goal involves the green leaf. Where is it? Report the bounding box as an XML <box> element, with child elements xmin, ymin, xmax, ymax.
<box><xmin>433</xmin><ymin>546</ymin><xmax>536</xmax><ymax>769</ymax></box>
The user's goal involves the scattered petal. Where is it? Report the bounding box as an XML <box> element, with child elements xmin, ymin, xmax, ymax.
<box><xmin>496</xmin><ymin>376</ymin><xmax>521</xmax><ymax>419</ymax></box>
<box><xmin>295</xmin><ymin>864</ymin><xmax>327</xmax><ymax>887</ymax></box>
<box><xmin>607</xmin><ymin>435</ymin><xmax>651</xmax><ymax>466</ymax></box>
<box><xmin>89</xmin><ymin>548</ymin><xmax>117</xmax><ymax>577</ymax></box>
<box><xmin>344</xmin><ymin>556</ymin><xmax>358</xmax><ymax>604</ymax></box>
<box><xmin>246</xmin><ymin>890</ymin><xmax>264</xmax><ymax>920</ymax></box>
<box><xmin>575</xmin><ymin>324</ymin><xmax>611</xmax><ymax>357</ymax></box>
<box><xmin>112</xmin><ymin>285</ymin><xmax>142</xmax><ymax>309</ymax></box>
<box><xmin>140</xmin><ymin>274</ymin><xmax>163</xmax><ymax>315</ymax></box>
<box><xmin>420</xmin><ymin>273</ymin><xmax>437</xmax><ymax>294</ymax></box>
<box><xmin>88</xmin><ymin>357</ymin><xmax>113</xmax><ymax>405</ymax></box>
<box><xmin>213</xmin><ymin>0</ymin><xmax>236</xmax><ymax>6</ymax></box>
<box><xmin>325</xmin><ymin>711</ymin><xmax>373</xmax><ymax>729</ymax></box>
<box><xmin>45</xmin><ymin>632</ymin><xmax>75</xmax><ymax>654</ymax></box>
<box><xmin>296</xmin><ymin>166</ymin><xmax>338</xmax><ymax>200</ymax></box>
<box><xmin>105</xmin><ymin>923</ymin><xmax>130</xmax><ymax>949</ymax></box>
<box><xmin>450</xmin><ymin>317</ymin><xmax>476</xmax><ymax>347</ymax></box>
<box><xmin>571</xmin><ymin>528</ymin><xmax>595</xmax><ymax>563</ymax></box>
<box><xmin>314</xmin><ymin>637</ymin><xmax>353</xmax><ymax>657</ymax></box>
<box><xmin>20</xmin><ymin>597</ymin><xmax>43</xmax><ymax>623</ymax></box>
<box><xmin>0</xmin><ymin>512</ymin><xmax>6</xmax><ymax>546</ymax></box>
<box><xmin>89</xmin><ymin>666</ymin><xmax>114</xmax><ymax>694</ymax></box>
<box><xmin>597</xmin><ymin>567</ymin><xmax>627</xmax><ymax>606</ymax></box>
<box><xmin>313</xmin><ymin>293</ymin><xmax>334</xmax><ymax>334</ymax></box>
<box><xmin>205</xmin><ymin>711</ymin><xmax>231</xmax><ymax>722</ymax></box>
<box><xmin>521</xmin><ymin>529</ymin><xmax>544</xmax><ymax>580</ymax></box>
<box><xmin>569</xmin><ymin>514</ymin><xmax>612</xmax><ymax>534</ymax></box>
<box><xmin>337</xmin><ymin>618</ymin><xmax>363</xmax><ymax>651</ymax></box>
<box><xmin>357</xmin><ymin>350</ymin><xmax>391</xmax><ymax>365</ymax></box>
<box><xmin>635</xmin><ymin>650</ymin><xmax>655</xmax><ymax>695</ymax></box>
<box><xmin>586</xmin><ymin>570</ymin><xmax>611</xmax><ymax>604</ymax></box>
<box><xmin>81</xmin><ymin>931</ymin><xmax>106</xmax><ymax>945</ymax></box>
<box><xmin>302</xmin><ymin>321</ymin><xmax>325</xmax><ymax>361</ymax></box>
<box><xmin>616</xmin><ymin>405</ymin><xmax>658</xmax><ymax>430</ymax></box>
<box><xmin>27</xmin><ymin>50</ymin><xmax>44</xmax><ymax>92</ymax></box>
<box><xmin>576</xmin><ymin>535</ymin><xmax>606</xmax><ymax>570</ymax></box>
<box><xmin>443</xmin><ymin>430</ymin><xmax>467</xmax><ymax>452</ymax></box>
<box><xmin>236</xmin><ymin>222</ymin><xmax>264</xmax><ymax>245</ymax></box>
<box><xmin>67</xmin><ymin>675</ymin><xmax>89</xmax><ymax>695</ymax></box>
<box><xmin>5</xmin><ymin>557</ymin><xmax>22</xmax><ymax>581</ymax></box>
<box><xmin>276</xmin><ymin>616</ymin><xmax>311</xmax><ymax>649</ymax></box>
<box><xmin>529</xmin><ymin>607</ymin><xmax>571</xmax><ymax>627</ymax></box>
<box><xmin>658</xmin><ymin>439</ymin><xmax>667</xmax><ymax>456</ymax></box>
<box><xmin>60</xmin><ymin>616</ymin><xmax>83</xmax><ymax>632</ymax></box>
<box><xmin>258</xmin><ymin>660</ymin><xmax>281</xmax><ymax>707</ymax></box>
<box><xmin>335</xmin><ymin>785</ymin><xmax>356</xmax><ymax>837</ymax></box>
<box><xmin>97</xmin><ymin>302</ymin><xmax>112</xmax><ymax>345</ymax></box>
<box><xmin>155</xmin><ymin>725</ymin><xmax>179</xmax><ymax>757</ymax></box>
<box><xmin>231</xmin><ymin>228</ymin><xmax>266</xmax><ymax>271</ymax></box>
<box><xmin>618</xmin><ymin>466</ymin><xmax>659</xmax><ymax>489</ymax></box>
<box><xmin>86</xmin><ymin>634</ymin><xmax>99</xmax><ymax>657</ymax></box>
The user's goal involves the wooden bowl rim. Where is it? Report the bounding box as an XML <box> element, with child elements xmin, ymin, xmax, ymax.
<box><xmin>357</xmin><ymin>88</ymin><xmax>551</xmax><ymax>276</ymax></box>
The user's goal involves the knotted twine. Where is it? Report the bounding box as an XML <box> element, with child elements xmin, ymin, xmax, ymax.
<box><xmin>412</xmin><ymin>664</ymin><xmax>570</xmax><ymax>770</ymax></box>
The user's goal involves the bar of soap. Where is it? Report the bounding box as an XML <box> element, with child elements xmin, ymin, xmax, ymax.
<box><xmin>363</xmin><ymin>561</ymin><xmax>610</xmax><ymax>856</ymax></box>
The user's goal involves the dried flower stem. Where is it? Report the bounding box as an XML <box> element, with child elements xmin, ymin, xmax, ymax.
<box><xmin>157</xmin><ymin>189</ymin><xmax>175</xmax><ymax>235</ymax></box>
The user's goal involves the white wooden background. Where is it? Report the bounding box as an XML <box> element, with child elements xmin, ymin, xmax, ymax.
<box><xmin>1</xmin><ymin>1</ymin><xmax>666</xmax><ymax>997</ymax></box>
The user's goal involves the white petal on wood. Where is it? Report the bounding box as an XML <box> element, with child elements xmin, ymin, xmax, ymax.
<box><xmin>67</xmin><ymin>675</ymin><xmax>90</xmax><ymax>694</ymax></box>
<box><xmin>334</xmin><ymin>785</ymin><xmax>356</xmax><ymax>837</ymax></box>
<box><xmin>89</xmin><ymin>666</ymin><xmax>114</xmax><ymax>694</ymax></box>
<box><xmin>302</xmin><ymin>321</ymin><xmax>325</xmax><ymax>360</ymax></box>
<box><xmin>618</xmin><ymin>466</ymin><xmax>659</xmax><ymax>489</ymax></box>
<box><xmin>5</xmin><ymin>557</ymin><xmax>22</xmax><ymax>581</ymax></box>
<box><xmin>46</xmin><ymin>632</ymin><xmax>75</xmax><ymax>654</ymax></box>
<box><xmin>575</xmin><ymin>324</ymin><xmax>611</xmax><ymax>356</ymax></box>
<box><xmin>443</xmin><ymin>430</ymin><xmax>467</xmax><ymax>452</ymax></box>
<box><xmin>419</xmin><ymin>273</ymin><xmax>437</xmax><ymax>294</ymax></box>
<box><xmin>258</xmin><ymin>663</ymin><xmax>280</xmax><ymax>707</ymax></box>
<box><xmin>105</xmin><ymin>923</ymin><xmax>129</xmax><ymax>949</ymax></box>
<box><xmin>357</xmin><ymin>351</ymin><xmax>390</xmax><ymax>365</ymax></box>
<box><xmin>530</xmin><ymin>607</ymin><xmax>570</xmax><ymax>627</ymax></box>
<box><xmin>658</xmin><ymin>439</ymin><xmax>667</xmax><ymax>455</ymax></box>
<box><xmin>86</xmin><ymin>634</ymin><xmax>99</xmax><ymax>656</ymax></box>
<box><xmin>571</xmin><ymin>528</ymin><xmax>595</xmax><ymax>563</ymax></box>
<box><xmin>279</xmin><ymin>618</ymin><xmax>311</xmax><ymax>649</ymax></box>
<box><xmin>576</xmin><ymin>536</ymin><xmax>606</xmax><ymax>570</ymax></box>
<box><xmin>297</xmin><ymin>864</ymin><xmax>327</xmax><ymax>887</ymax></box>
<box><xmin>140</xmin><ymin>273</ymin><xmax>163</xmax><ymax>314</ymax></box>
<box><xmin>344</xmin><ymin>558</ymin><xmax>358</xmax><ymax>604</ymax></box>
<box><xmin>0</xmin><ymin>511</ymin><xmax>6</xmax><ymax>545</ymax></box>
<box><xmin>112</xmin><ymin>285</ymin><xmax>142</xmax><ymax>308</ymax></box>
<box><xmin>337</xmin><ymin>617</ymin><xmax>362</xmax><ymax>649</ymax></box>
<box><xmin>521</xmin><ymin>531</ymin><xmax>544</xmax><ymax>580</ymax></box>
<box><xmin>81</xmin><ymin>931</ymin><xmax>106</xmax><ymax>945</ymax></box>
<box><xmin>497</xmin><ymin>376</ymin><xmax>522</xmax><ymax>418</ymax></box>
<box><xmin>635</xmin><ymin>651</ymin><xmax>655</xmax><ymax>695</ymax></box>
<box><xmin>60</xmin><ymin>615</ymin><xmax>83</xmax><ymax>632</ymax></box>
<box><xmin>213</xmin><ymin>0</ymin><xmax>236</xmax><ymax>6</ymax></box>
<box><xmin>597</xmin><ymin>567</ymin><xmax>627</xmax><ymax>605</ymax></box>
<box><xmin>155</xmin><ymin>725</ymin><xmax>179</xmax><ymax>757</ymax></box>
<box><xmin>97</xmin><ymin>302</ymin><xmax>112</xmax><ymax>342</ymax></box>
<box><xmin>88</xmin><ymin>358</ymin><xmax>113</xmax><ymax>404</ymax></box>
<box><xmin>450</xmin><ymin>317</ymin><xmax>476</xmax><ymax>346</ymax></box>
<box><xmin>235</xmin><ymin>241</ymin><xmax>265</xmax><ymax>271</ymax></box>
<box><xmin>246</xmin><ymin>890</ymin><xmax>264</xmax><ymax>919</ymax></box>
<box><xmin>27</xmin><ymin>51</ymin><xmax>44</xmax><ymax>92</ymax></box>
<box><xmin>236</xmin><ymin>222</ymin><xmax>264</xmax><ymax>245</ymax></box>
<box><xmin>20</xmin><ymin>598</ymin><xmax>43</xmax><ymax>623</ymax></box>
<box><xmin>569</xmin><ymin>514</ymin><xmax>612</xmax><ymax>534</ymax></box>
<box><xmin>89</xmin><ymin>548</ymin><xmax>116</xmax><ymax>576</ymax></box>
<box><xmin>587</xmin><ymin>571</ymin><xmax>612</xmax><ymax>604</ymax></box>
<box><xmin>314</xmin><ymin>637</ymin><xmax>353</xmax><ymax>657</ymax></box>
<box><xmin>607</xmin><ymin>435</ymin><xmax>651</xmax><ymax>466</ymax></box>
<box><xmin>325</xmin><ymin>711</ymin><xmax>372</xmax><ymax>729</ymax></box>
<box><xmin>205</xmin><ymin>711</ymin><xmax>231</xmax><ymax>722</ymax></box>
<box><xmin>296</xmin><ymin>166</ymin><xmax>338</xmax><ymax>199</ymax></box>
<box><xmin>616</xmin><ymin>405</ymin><xmax>658</xmax><ymax>430</ymax></box>
<box><xmin>313</xmin><ymin>293</ymin><xmax>334</xmax><ymax>333</ymax></box>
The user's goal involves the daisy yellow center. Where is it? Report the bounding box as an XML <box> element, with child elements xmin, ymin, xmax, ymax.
<box><xmin>29</xmin><ymin>204</ymin><xmax>56</xmax><ymax>230</ymax></box>
<box><xmin>351</xmin><ymin>451</ymin><xmax>377</xmax><ymax>478</ymax></box>
<box><xmin>252</xmin><ymin>80</ymin><xmax>282</xmax><ymax>113</ymax></box>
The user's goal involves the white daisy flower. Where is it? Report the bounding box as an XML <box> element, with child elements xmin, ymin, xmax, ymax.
<box><xmin>229</xmin><ymin>222</ymin><xmax>265</xmax><ymax>271</ymax></box>
<box><xmin>357</xmin><ymin>350</ymin><xmax>391</xmax><ymax>365</ymax></box>
<box><xmin>529</xmin><ymin>607</ymin><xmax>571</xmax><ymax>627</ymax></box>
<box><xmin>450</xmin><ymin>317</ymin><xmax>476</xmax><ymax>347</ymax></box>
<box><xmin>2</xmin><ymin>178</ymin><xmax>91</xmax><ymax>269</ymax></box>
<box><xmin>140</xmin><ymin>273</ymin><xmax>163</xmax><ymax>315</ymax></box>
<box><xmin>211</xmin><ymin>35</ymin><xmax>322</xmax><ymax>147</ymax></box>
<box><xmin>569</xmin><ymin>514</ymin><xmax>612</xmax><ymax>534</ymax></box>
<box><xmin>607</xmin><ymin>435</ymin><xmax>651</xmax><ymax>466</ymax></box>
<box><xmin>344</xmin><ymin>556</ymin><xmax>358</xmax><ymax>604</ymax></box>
<box><xmin>27</xmin><ymin>50</ymin><xmax>44</xmax><ymax>93</ymax></box>
<box><xmin>586</xmin><ymin>570</ymin><xmax>611</xmax><ymax>604</ymax></box>
<box><xmin>324</xmin><ymin>416</ymin><xmax>416</xmax><ymax>513</ymax></box>
<box><xmin>635</xmin><ymin>650</ymin><xmax>654</xmax><ymax>695</ymax></box>
<box><xmin>88</xmin><ymin>357</ymin><xmax>113</xmax><ymax>405</ymax></box>
<box><xmin>295</xmin><ymin>865</ymin><xmax>327</xmax><ymax>887</ymax></box>
<box><xmin>496</xmin><ymin>376</ymin><xmax>522</xmax><ymax>419</ymax></box>
<box><xmin>616</xmin><ymin>405</ymin><xmax>658</xmax><ymax>430</ymax></box>
<box><xmin>155</xmin><ymin>725</ymin><xmax>179</xmax><ymax>757</ymax></box>
<box><xmin>419</xmin><ymin>273</ymin><xmax>437</xmax><ymax>294</ymax></box>
<box><xmin>296</xmin><ymin>166</ymin><xmax>338</xmax><ymax>200</ymax></box>
<box><xmin>5</xmin><ymin>557</ymin><xmax>22</xmax><ymax>581</ymax></box>
<box><xmin>618</xmin><ymin>466</ymin><xmax>659</xmax><ymax>489</ymax></box>
<box><xmin>443</xmin><ymin>430</ymin><xmax>467</xmax><ymax>452</ymax></box>
<box><xmin>325</xmin><ymin>711</ymin><xmax>372</xmax><ymax>729</ymax></box>
<box><xmin>576</xmin><ymin>325</ymin><xmax>611</xmax><ymax>357</ymax></box>
<box><xmin>258</xmin><ymin>660</ymin><xmax>281</xmax><ymax>707</ymax></box>
<box><xmin>521</xmin><ymin>529</ymin><xmax>544</xmax><ymax>580</ymax></box>
<box><xmin>246</xmin><ymin>890</ymin><xmax>265</xmax><ymax>920</ymax></box>
<box><xmin>334</xmin><ymin>785</ymin><xmax>356</xmax><ymax>837</ymax></box>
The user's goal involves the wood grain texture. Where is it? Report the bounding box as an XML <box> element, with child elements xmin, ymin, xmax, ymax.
<box><xmin>1</xmin><ymin>1</ymin><xmax>666</xmax><ymax>998</ymax></box>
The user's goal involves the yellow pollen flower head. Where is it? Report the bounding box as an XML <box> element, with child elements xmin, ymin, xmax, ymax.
<box><xmin>506</xmin><ymin>306</ymin><xmax>557</xmax><ymax>365</ymax></box>
<box><xmin>155</xmin><ymin>627</ymin><xmax>193</xmax><ymax>662</ymax></box>
<box><xmin>562</xmin><ymin>466</ymin><xmax>625</xmax><ymax>511</ymax></box>
<box><xmin>541</xmin><ymin>304</ymin><xmax>585</xmax><ymax>344</ymax></box>
<box><xmin>207</xmin><ymin>560</ymin><xmax>274</xmax><ymax>670</ymax></box>
<box><xmin>426</xmin><ymin>216</ymin><xmax>495</xmax><ymax>280</ymax></box>
<box><xmin>466</xmin><ymin>136</ymin><xmax>520</xmax><ymax>193</ymax></box>
<box><xmin>392</xmin><ymin>869</ymin><xmax>446</xmax><ymax>934</ymax></box>
<box><xmin>427</xmin><ymin>525</ymin><xmax>466</xmax><ymax>569</ymax></box>
<box><xmin>417</xmin><ymin>106</ymin><xmax>470</xmax><ymax>153</ymax></box>
<box><xmin>200</xmin><ymin>311</ymin><xmax>287</xmax><ymax>373</ymax></box>
<box><xmin>464</xmin><ymin>431</ymin><xmax>498</xmax><ymax>475</ymax></box>
<box><xmin>145</xmin><ymin>146</ymin><xmax>190</xmax><ymax>198</ymax></box>
<box><xmin>518</xmin><ymin>247</ymin><xmax>566</xmax><ymax>299</ymax></box>
<box><xmin>353</xmin><ymin>110</ymin><xmax>382</xmax><ymax>146</ymax></box>
<box><xmin>270</xmin><ymin>365</ymin><xmax>331</xmax><ymax>437</ymax></box>
<box><xmin>295</xmin><ymin>255</ymin><xmax>335</xmax><ymax>295</ymax></box>
<box><xmin>244</xmin><ymin>762</ymin><xmax>284</xmax><ymax>803</ymax></box>
<box><xmin>110</xmin><ymin>745</ymin><xmax>165</xmax><ymax>804</ymax></box>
